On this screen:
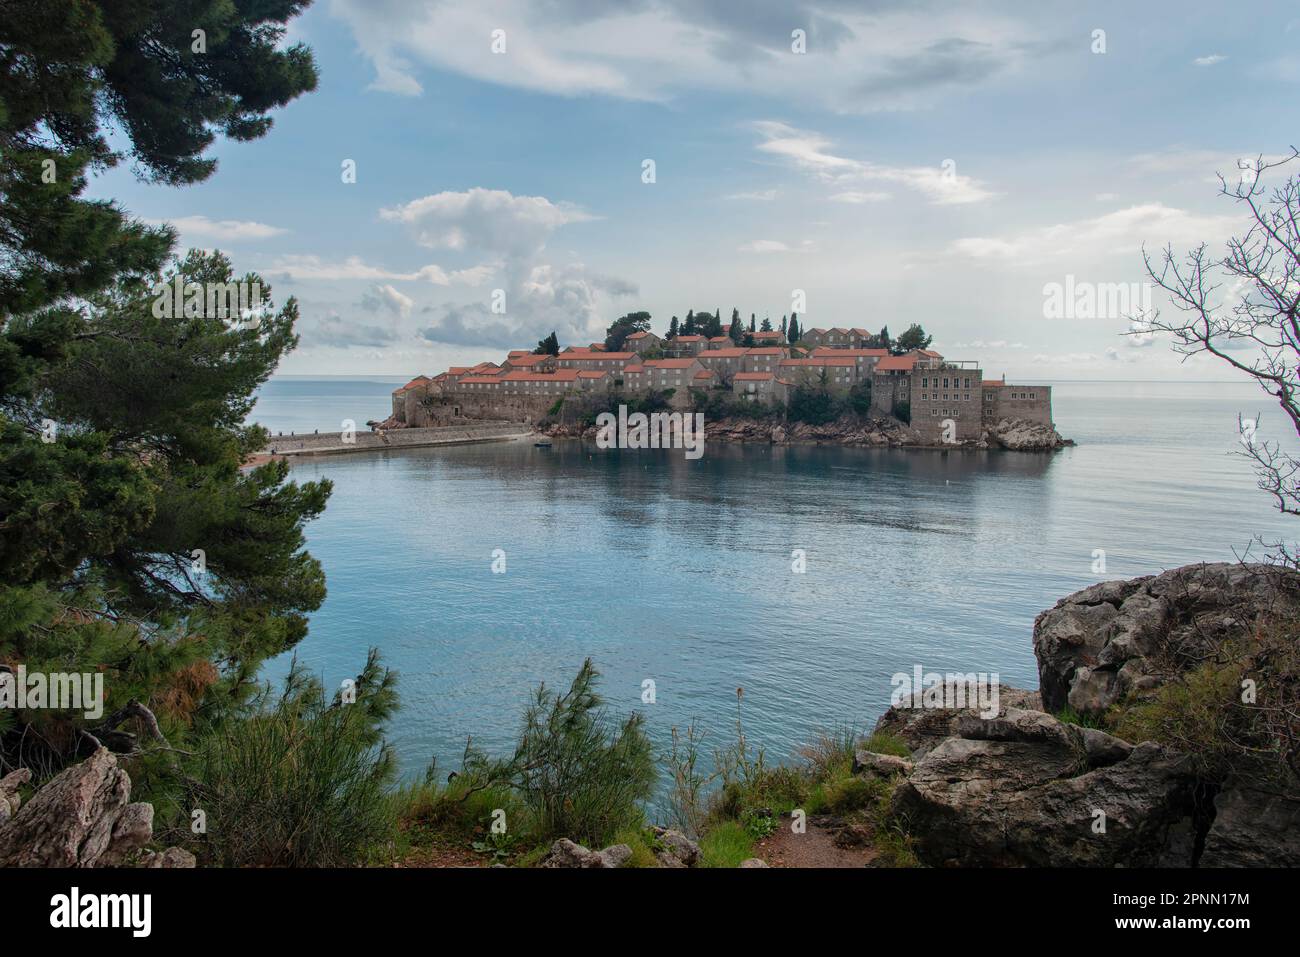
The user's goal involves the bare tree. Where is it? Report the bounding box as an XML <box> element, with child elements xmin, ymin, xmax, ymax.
<box><xmin>1136</xmin><ymin>148</ymin><xmax>1300</xmax><ymax>560</ymax></box>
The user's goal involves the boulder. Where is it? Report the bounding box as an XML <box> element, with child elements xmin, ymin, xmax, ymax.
<box><xmin>893</xmin><ymin>710</ymin><xmax>1203</xmax><ymax>867</ymax></box>
<box><xmin>1034</xmin><ymin>563</ymin><xmax>1300</xmax><ymax>716</ymax></box>
<box><xmin>738</xmin><ymin>857</ymin><xmax>770</xmax><ymax>868</ymax></box>
<box><xmin>852</xmin><ymin>751</ymin><xmax>913</xmax><ymax>776</ymax></box>
<box><xmin>0</xmin><ymin>767</ymin><xmax>31</xmax><ymax>825</ymax></box>
<box><xmin>1200</xmin><ymin>788</ymin><xmax>1300</xmax><ymax>867</ymax></box>
<box><xmin>537</xmin><ymin>838</ymin><xmax>631</xmax><ymax>868</ymax></box>
<box><xmin>872</xmin><ymin>686</ymin><xmax>1041</xmax><ymax>760</ymax></box>
<box><xmin>985</xmin><ymin>418</ymin><xmax>1069</xmax><ymax>451</ymax></box>
<box><xmin>0</xmin><ymin>748</ymin><xmax>194</xmax><ymax>868</ymax></box>
<box><xmin>651</xmin><ymin>826</ymin><xmax>700</xmax><ymax>867</ymax></box>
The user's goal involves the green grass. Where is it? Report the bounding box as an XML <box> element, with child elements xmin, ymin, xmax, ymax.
<box><xmin>610</xmin><ymin>825</ymin><xmax>661</xmax><ymax>868</ymax></box>
<box><xmin>698</xmin><ymin>820</ymin><xmax>755</xmax><ymax>868</ymax></box>
<box><xmin>860</xmin><ymin>731</ymin><xmax>911</xmax><ymax>757</ymax></box>
<box><xmin>1054</xmin><ymin>705</ymin><xmax>1107</xmax><ymax>730</ymax></box>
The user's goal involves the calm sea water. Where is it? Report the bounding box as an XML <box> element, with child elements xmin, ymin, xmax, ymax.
<box><xmin>250</xmin><ymin>377</ymin><xmax>1297</xmax><ymax>789</ymax></box>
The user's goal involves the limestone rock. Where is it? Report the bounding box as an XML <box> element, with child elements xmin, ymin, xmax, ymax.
<box><xmin>1033</xmin><ymin>562</ymin><xmax>1300</xmax><ymax>717</ymax></box>
<box><xmin>651</xmin><ymin>826</ymin><xmax>700</xmax><ymax>867</ymax></box>
<box><xmin>538</xmin><ymin>838</ymin><xmax>633</xmax><ymax>868</ymax></box>
<box><xmin>891</xmin><ymin>710</ymin><xmax>1202</xmax><ymax>867</ymax></box>
<box><xmin>0</xmin><ymin>749</ymin><xmax>190</xmax><ymax>868</ymax></box>
<box><xmin>738</xmin><ymin>857</ymin><xmax>770</xmax><ymax>868</ymax></box>
<box><xmin>984</xmin><ymin>418</ymin><xmax>1069</xmax><ymax>451</ymax></box>
<box><xmin>852</xmin><ymin>751</ymin><xmax>913</xmax><ymax>776</ymax></box>
<box><xmin>872</xmin><ymin>686</ymin><xmax>1041</xmax><ymax>760</ymax></box>
<box><xmin>0</xmin><ymin>767</ymin><xmax>31</xmax><ymax>825</ymax></box>
<box><xmin>1200</xmin><ymin>788</ymin><xmax>1300</xmax><ymax>867</ymax></box>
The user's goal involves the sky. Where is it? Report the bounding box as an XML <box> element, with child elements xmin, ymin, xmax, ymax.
<box><xmin>91</xmin><ymin>0</ymin><xmax>1300</xmax><ymax>379</ymax></box>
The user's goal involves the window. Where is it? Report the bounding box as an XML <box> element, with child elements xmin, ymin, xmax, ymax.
<box><xmin>931</xmin><ymin>408</ymin><xmax>938</xmax><ymax>416</ymax></box>
<box><xmin>964</xmin><ymin>378</ymin><xmax>971</xmax><ymax>389</ymax></box>
<box><xmin>964</xmin><ymin>394</ymin><xmax>970</xmax><ymax>402</ymax></box>
<box><xmin>943</xmin><ymin>377</ymin><xmax>950</xmax><ymax>388</ymax></box>
<box><xmin>922</xmin><ymin>377</ymin><xmax>929</xmax><ymax>387</ymax></box>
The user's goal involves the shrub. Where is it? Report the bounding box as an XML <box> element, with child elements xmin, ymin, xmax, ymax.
<box><xmin>508</xmin><ymin>658</ymin><xmax>656</xmax><ymax>846</ymax></box>
<box><xmin>184</xmin><ymin>649</ymin><xmax>398</xmax><ymax>867</ymax></box>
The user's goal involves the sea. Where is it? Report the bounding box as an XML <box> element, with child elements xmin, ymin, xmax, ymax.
<box><xmin>249</xmin><ymin>376</ymin><xmax>1297</xmax><ymax>789</ymax></box>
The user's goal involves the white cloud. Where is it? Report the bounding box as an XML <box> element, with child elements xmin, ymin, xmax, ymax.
<box><xmin>829</xmin><ymin>191</ymin><xmax>892</xmax><ymax>204</ymax></box>
<box><xmin>950</xmin><ymin>203</ymin><xmax>1240</xmax><ymax>263</ymax></box>
<box><xmin>154</xmin><ymin>215</ymin><xmax>286</xmax><ymax>241</ymax></box>
<box><xmin>265</xmin><ymin>255</ymin><xmax>460</xmax><ymax>284</ymax></box>
<box><xmin>724</xmin><ymin>189</ymin><xmax>778</xmax><ymax>201</ymax></box>
<box><xmin>1193</xmin><ymin>54</ymin><xmax>1226</xmax><ymax>66</ymax></box>
<box><xmin>737</xmin><ymin>239</ymin><xmax>791</xmax><ymax>253</ymax></box>
<box><xmin>752</xmin><ymin>120</ymin><xmax>995</xmax><ymax>205</ymax></box>
<box><xmin>380</xmin><ymin>188</ymin><xmax>593</xmax><ymax>259</ymax></box>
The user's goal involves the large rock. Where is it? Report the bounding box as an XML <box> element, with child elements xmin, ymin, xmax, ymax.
<box><xmin>537</xmin><ymin>838</ymin><xmax>631</xmax><ymax>869</ymax></box>
<box><xmin>651</xmin><ymin>826</ymin><xmax>700</xmax><ymax>867</ymax></box>
<box><xmin>984</xmin><ymin>418</ymin><xmax>1069</xmax><ymax>451</ymax></box>
<box><xmin>873</xmin><ymin>686</ymin><xmax>1041</xmax><ymax>760</ymax></box>
<box><xmin>0</xmin><ymin>749</ymin><xmax>194</xmax><ymax>868</ymax></box>
<box><xmin>1200</xmin><ymin>788</ymin><xmax>1300</xmax><ymax>867</ymax></box>
<box><xmin>892</xmin><ymin>710</ymin><xmax>1203</xmax><ymax>867</ymax></box>
<box><xmin>1033</xmin><ymin>562</ymin><xmax>1300</xmax><ymax>716</ymax></box>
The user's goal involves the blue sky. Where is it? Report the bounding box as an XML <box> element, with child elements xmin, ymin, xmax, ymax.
<box><xmin>92</xmin><ymin>0</ymin><xmax>1299</xmax><ymax>379</ymax></box>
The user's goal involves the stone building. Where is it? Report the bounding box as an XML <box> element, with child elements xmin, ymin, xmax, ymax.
<box><xmin>695</xmin><ymin>347</ymin><xmax>749</xmax><ymax>381</ymax></box>
<box><xmin>624</xmin><ymin>331</ymin><xmax>662</xmax><ymax>355</ymax></box>
<box><xmin>778</xmin><ymin>356</ymin><xmax>859</xmax><ymax>391</ymax></box>
<box><xmin>622</xmin><ymin>358</ymin><xmax>703</xmax><ymax>395</ymax></box>
<box><xmin>732</xmin><ymin>372</ymin><xmax>789</xmax><ymax>403</ymax></box>
<box><xmin>664</xmin><ymin>334</ymin><xmax>706</xmax><ymax>357</ymax></box>
<box><xmin>554</xmin><ymin>351</ymin><xmax>635</xmax><ymax>374</ymax></box>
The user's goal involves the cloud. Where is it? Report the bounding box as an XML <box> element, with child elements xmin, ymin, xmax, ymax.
<box><xmin>829</xmin><ymin>190</ymin><xmax>891</xmax><ymax>204</ymax></box>
<box><xmin>724</xmin><ymin>189</ymin><xmax>778</xmax><ymax>201</ymax></box>
<box><xmin>303</xmin><ymin>310</ymin><xmax>403</xmax><ymax>349</ymax></box>
<box><xmin>752</xmin><ymin>120</ymin><xmax>995</xmax><ymax>204</ymax></box>
<box><xmin>1193</xmin><ymin>54</ymin><xmax>1226</xmax><ymax>66</ymax></box>
<box><xmin>392</xmin><ymin>188</ymin><xmax>637</xmax><ymax>349</ymax></box>
<box><xmin>380</xmin><ymin>188</ymin><xmax>594</xmax><ymax>262</ymax></box>
<box><xmin>950</xmin><ymin>203</ymin><xmax>1240</xmax><ymax>263</ymax></box>
<box><xmin>153</xmin><ymin>215</ymin><xmax>286</xmax><ymax>241</ymax></box>
<box><xmin>737</xmin><ymin>239</ymin><xmax>791</xmax><ymax>253</ymax></box>
<box><xmin>361</xmin><ymin>283</ymin><xmax>414</xmax><ymax>319</ymax></box>
<box><xmin>265</xmin><ymin>254</ymin><xmax>462</xmax><ymax>284</ymax></box>
<box><xmin>327</xmin><ymin>0</ymin><xmax>1044</xmax><ymax>113</ymax></box>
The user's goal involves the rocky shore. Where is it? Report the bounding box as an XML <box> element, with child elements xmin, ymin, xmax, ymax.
<box><xmin>544</xmin><ymin>414</ymin><xmax>1072</xmax><ymax>451</ymax></box>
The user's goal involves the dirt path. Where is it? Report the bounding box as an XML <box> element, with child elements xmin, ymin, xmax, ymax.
<box><xmin>755</xmin><ymin>816</ymin><xmax>878</xmax><ymax>868</ymax></box>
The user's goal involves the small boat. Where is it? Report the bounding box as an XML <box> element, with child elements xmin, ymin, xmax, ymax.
<box><xmin>534</xmin><ymin>438</ymin><xmax>553</xmax><ymax>447</ymax></box>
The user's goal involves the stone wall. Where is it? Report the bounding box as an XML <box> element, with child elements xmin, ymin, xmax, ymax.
<box><xmin>985</xmin><ymin>386</ymin><xmax>1053</xmax><ymax>427</ymax></box>
<box><xmin>264</xmin><ymin>423</ymin><xmax>526</xmax><ymax>455</ymax></box>
<box><xmin>409</xmin><ymin>392</ymin><xmax>557</xmax><ymax>427</ymax></box>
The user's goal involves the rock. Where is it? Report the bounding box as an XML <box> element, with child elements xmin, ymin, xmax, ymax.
<box><xmin>852</xmin><ymin>751</ymin><xmax>913</xmax><ymax>776</ymax></box>
<box><xmin>0</xmin><ymin>749</ymin><xmax>191</xmax><ymax>868</ymax></box>
<box><xmin>0</xmin><ymin>767</ymin><xmax>31</xmax><ymax>824</ymax></box>
<box><xmin>538</xmin><ymin>838</ymin><xmax>630</xmax><ymax>868</ymax></box>
<box><xmin>1200</xmin><ymin>789</ymin><xmax>1300</xmax><ymax>867</ymax></box>
<box><xmin>985</xmin><ymin>418</ymin><xmax>1069</xmax><ymax>451</ymax></box>
<box><xmin>651</xmin><ymin>826</ymin><xmax>700</xmax><ymax>867</ymax></box>
<box><xmin>139</xmin><ymin>847</ymin><xmax>197</xmax><ymax>869</ymax></box>
<box><xmin>739</xmin><ymin>857</ymin><xmax>770</xmax><ymax>868</ymax></box>
<box><xmin>1034</xmin><ymin>563</ymin><xmax>1300</xmax><ymax>717</ymax></box>
<box><xmin>833</xmin><ymin>824</ymin><xmax>872</xmax><ymax>848</ymax></box>
<box><xmin>872</xmin><ymin>686</ymin><xmax>1041</xmax><ymax>760</ymax></box>
<box><xmin>891</xmin><ymin>710</ymin><xmax>1203</xmax><ymax>867</ymax></box>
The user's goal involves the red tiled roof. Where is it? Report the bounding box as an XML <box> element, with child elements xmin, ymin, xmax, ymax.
<box><xmin>559</xmin><ymin>352</ymin><xmax>634</xmax><ymax>361</ymax></box>
<box><xmin>876</xmin><ymin>355</ymin><xmax>917</xmax><ymax>371</ymax></box>
<box><xmin>780</xmin><ymin>357</ymin><xmax>857</xmax><ymax>367</ymax></box>
<box><xmin>501</xmin><ymin>368</ymin><xmax>581</xmax><ymax>382</ymax></box>
<box><xmin>752</xmin><ymin>330</ymin><xmax>783</xmax><ymax>338</ymax></box>
<box><xmin>674</xmin><ymin>335</ymin><xmax>705</xmax><ymax>342</ymax></box>
<box><xmin>626</xmin><ymin>331</ymin><xmax>655</xmax><ymax>340</ymax></box>
<box><xmin>708</xmin><ymin>336</ymin><xmax>731</xmax><ymax>343</ymax></box>
<box><xmin>395</xmin><ymin>375</ymin><xmax>430</xmax><ymax>392</ymax></box>
<box><xmin>746</xmin><ymin>347</ymin><xmax>786</xmax><ymax>356</ymax></box>
<box><xmin>505</xmin><ymin>354</ymin><xmax>548</xmax><ymax>366</ymax></box>
<box><xmin>507</xmin><ymin>350</ymin><xmax>531</xmax><ymax>358</ymax></box>
<box><xmin>982</xmin><ymin>380</ymin><xmax>1005</xmax><ymax>387</ymax></box>
<box><xmin>915</xmin><ymin>349</ymin><xmax>943</xmax><ymax>358</ymax></box>
<box><xmin>812</xmin><ymin>347</ymin><xmax>887</xmax><ymax>358</ymax></box>
<box><xmin>734</xmin><ymin>372</ymin><xmax>775</xmax><ymax>381</ymax></box>
<box><xmin>588</xmin><ymin>343</ymin><xmax>606</xmax><ymax>350</ymax></box>
<box><xmin>643</xmin><ymin>358</ymin><xmax>699</xmax><ymax>369</ymax></box>
<box><xmin>694</xmin><ymin>369</ymin><xmax>715</xmax><ymax>379</ymax></box>
<box><xmin>699</xmin><ymin>348</ymin><xmax>748</xmax><ymax>358</ymax></box>
<box><xmin>578</xmin><ymin>370</ymin><xmax>610</xmax><ymax>378</ymax></box>
<box><xmin>447</xmin><ymin>366</ymin><xmax>471</xmax><ymax>374</ymax></box>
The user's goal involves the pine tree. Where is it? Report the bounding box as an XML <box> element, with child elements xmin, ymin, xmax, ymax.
<box><xmin>667</xmin><ymin>316</ymin><xmax>679</xmax><ymax>339</ymax></box>
<box><xmin>1</xmin><ymin>0</ymin><xmax>326</xmax><ymax>776</ymax></box>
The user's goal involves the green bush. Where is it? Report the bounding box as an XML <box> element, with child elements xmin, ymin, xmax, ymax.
<box><xmin>698</xmin><ymin>820</ymin><xmax>755</xmax><ymax>868</ymax></box>
<box><xmin>507</xmin><ymin>658</ymin><xmax>656</xmax><ymax>847</ymax></box>
<box><xmin>184</xmin><ymin>649</ymin><xmax>398</xmax><ymax>867</ymax></box>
